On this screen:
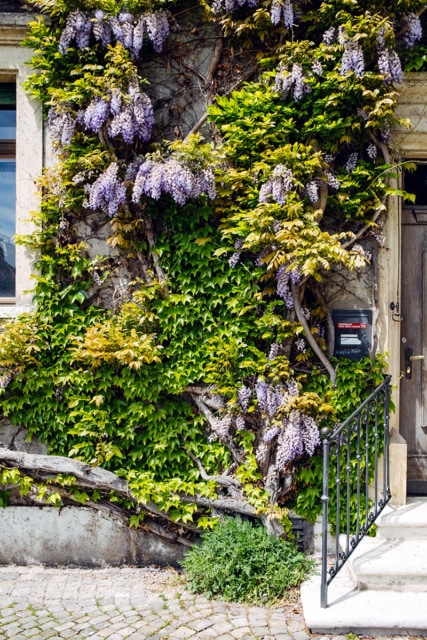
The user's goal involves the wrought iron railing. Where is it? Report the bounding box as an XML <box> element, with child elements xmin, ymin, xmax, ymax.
<box><xmin>320</xmin><ymin>374</ymin><xmax>392</xmax><ymax>608</ymax></box>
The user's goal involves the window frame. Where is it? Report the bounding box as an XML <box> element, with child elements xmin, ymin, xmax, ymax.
<box><xmin>0</xmin><ymin>15</ymin><xmax>43</xmax><ymax>314</ymax></box>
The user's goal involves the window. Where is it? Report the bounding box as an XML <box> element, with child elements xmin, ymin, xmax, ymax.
<box><xmin>0</xmin><ymin>17</ymin><xmax>44</xmax><ymax>314</ymax></box>
<box><xmin>404</xmin><ymin>162</ymin><xmax>427</xmax><ymax>208</ymax></box>
<box><xmin>0</xmin><ymin>83</ymin><xmax>16</xmax><ymax>298</ymax></box>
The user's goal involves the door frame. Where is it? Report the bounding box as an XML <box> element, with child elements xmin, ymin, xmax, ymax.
<box><xmin>381</xmin><ymin>73</ymin><xmax>427</xmax><ymax>504</ymax></box>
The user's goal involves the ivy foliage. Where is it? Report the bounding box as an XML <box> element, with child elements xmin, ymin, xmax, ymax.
<box><xmin>0</xmin><ymin>0</ymin><xmax>420</xmax><ymax>536</ymax></box>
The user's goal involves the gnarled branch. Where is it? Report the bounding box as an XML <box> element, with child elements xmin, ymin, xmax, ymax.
<box><xmin>291</xmin><ymin>282</ymin><xmax>336</xmax><ymax>386</ymax></box>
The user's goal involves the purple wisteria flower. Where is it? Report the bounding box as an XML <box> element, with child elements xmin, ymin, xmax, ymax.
<box><xmin>228</xmin><ymin>252</ymin><xmax>241</xmax><ymax>267</ymax></box>
<box><xmin>295</xmin><ymin>338</ymin><xmax>306</xmax><ymax>352</ymax></box>
<box><xmin>124</xmin><ymin>158</ymin><xmax>144</xmax><ymax>182</ymax></box>
<box><xmin>352</xmin><ymin>243</ymin><xmax>373</xmax><ymax>262</ymax></box>
<box><xmin>325</xmin><ymin>172</ymin><xmax>340</xmax><ymax>190</ymax></box>
<box><xmin>93</xmin><ymin>9</ymin><xmax>112</xmax><ymax>47</ymax></box>
<box><xmin>108</xmin><ymin>84</ymin><xmax>154</xmax><ymax>144</ymax></box>
<box><xmin>144</xmin><ymin>11</ymin><xmax>171</xmax><ymax>53</ymax></box>
<box><xmin>402</xmin><ymin>13</ymin><xmax>423</xmax><ymax>49</ymax></box>
<box><xmin>59</xmin><ymin>10</ymin><xmax>92</xmax><ymax>54</ymax></box>
<box><xmin>322</xmin><ymin>27</ymin><xmax>336</xmax><ymax>44</ymax></box>
<box><xmin>236</xmin><ymin>415</ymin><xmax>246</xmax><ymax>431</ymax></box>
<box><xmin>214</xmin><ymin>413</ymin><xmax>233</xmax><ymax>440</ymax></box>
<box><xmin>259</xmin><ymin>164</ymin><xmax>294</xmax><ymax>204</ymax></box>
<box><xmin>377</xmin><ymin>48</ymin><xmax>402</xmax><ymax>84</ymax></box>
<box><xmin>276</xmin><ymin>413</ymin><xmax>303</xmax><ymax>469</ymax></box>
<box><xmin>238</xmin><ymin>386</ymin><xmax>252</xmax><ymax>411</ymax></box>
<box><xmin>345</xmin><ymin>152</ymin><xmax>358</xmax><ymax>173</ymax></box>
<box><xmin>274</xmin><ymin>63</ymin><xmax>311</xmax><ymax>101</ymax></box>
<box><xmin>212</xmin><ymin>0</ymin><xmax>257</xmax><ymax>13</ymax></box>
<box><xmin>132</xmin><ymin>157</ymin><xmax>216</xmax><ymax>206</ymax></box>
<box><xmin>229</xmin><ymin>239</ymin><xmax>243</xmax><ymax>268</ymax></box>
<box><xmin>305</xmin><ymin>180</ymin><xmax>319</xmax><ymax>204</ymax></box>
<box><xmin>255</xmin><ymin>380</ymin><xmax>269</xmax><ymax>412</ymax></box>
<box><xmin>83</xmin><ymin>98</ymin><xmax>110</xmax><ymax>133</ymax></box>
<box><xmin>380</xmin><ymin>124</ymin><xmax>392</xmax><ymax>145</ymax></box>
<box><xmin>263</xmin><ymin>425</ymin><xmax>281</xmax><ymax>443</ymax></box>
<box><xmin>366</xmin><ymin>143</ymin><xmax>377</xmax><ymax>160</ymax></box>
<box><xmin>276</xmin><ymin>265</ymin><xmax>293</xmax><ymax>308</ymax></box>
<box><xmin>341</xmin><ymin>42</ymin><xmax>365</xmax><ymax>77</ymax></box>
<box><xmin>47</xmin><ymin>108</ymin><xmax>76</xmax><ymax>146</ymax></box>
<box><xmin>275</xmin><ymin>410</ymin><xmax>320</xmax><ymax>469</ymax></box>
<box><xmin>58</xmin><ymin>9</ymin><xmax>174</xmax><ymax>57</ymax></box>
<box><xmin>268</xmin><ymin>343</ymin><xmax>281</xmax><ymax>360</ymax></box>
<box><xmin>256</xmin><ymin>441</ymin><xmax>268</xmax><ymax>464</ymax></box>
<box><xmin>270</xmin><ymin>0</ymin><xmax>294</xmax><ymax>28</ymax></box>
<box><xmin>311</xmin><ymin>59</ymin><xmax>323</xmax><ymax>76</ymax></box>
<box><xmin>85</xmin><ymin>162</ymin><xmax>127</xmax><ymax>217</ymax></box>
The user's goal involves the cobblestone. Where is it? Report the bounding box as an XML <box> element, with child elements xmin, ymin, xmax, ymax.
<box><xmin>0</xmin><ymin>565</ymin><xmax>421</xmax><ymax>640</ymax></box>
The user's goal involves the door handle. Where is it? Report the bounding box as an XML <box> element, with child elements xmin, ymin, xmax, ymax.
<box><xmin>405</xmin><ymin>347</ymin><xmax>425</xmax><ymax>379</ymax></box>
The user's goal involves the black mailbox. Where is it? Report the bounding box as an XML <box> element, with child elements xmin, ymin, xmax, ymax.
<box><xmin>332</xmin><ymin>310</ymin><xmax>372</xmax><ymax>360</ymax></box>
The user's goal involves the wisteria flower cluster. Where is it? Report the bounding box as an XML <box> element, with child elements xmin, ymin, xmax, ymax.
<box><xmin>259</xmin><ymin>164</ymin><xmax>294</xmax><ymax>204</ymax></box>
<box><xmin>268</xmin><ymin>342</ymin><xmax>281</xmax><ymax>360</ymax></box>
<box><xmin>274</xmin><ymin>63</ymin><xmax>311</xmax><ymax>101</ymax></box>
<box><xmin>322</xmin><ymin>26</ymin><xmax>336</xmax><ymax>45</ymax></box>
<box><xmin>0</xmin><ymin>371</ymin><xmax>13</xmax><ymax>388</ymax></box>
<box><xmin>402</xmin><ymin>13</ymin><xmax>423</xmax><ymax>49</ymax></box>
<box><xmin>275</xmin><ymin>411</ymin><xmax>320</xmax><ymax>469</ymax></box>
<box><xmin>85</xmin><ymin>162</ymin><xmax>127</xmax><ymax>217</ymax></box>
<box><xmin>340</xmin><ymin>41</ymin><xmax>365</xmax><ymax>78</ymax></box>
<box><xmin>253</xmin><ymin>378</ymin><xmax>320</xmax><ymax>468</ymax></box>
<box><xmin>48</xmin><ymin>83</ymin><xmax>154</xmax><ymax>148</ymax></box>
<box><xmin>47</xmin><ymin>108</ymin><xmax>76</xmax><ymax>147</ymax></box>
<box><xmin>276</xmin><ymin>264</ymin><xmax>301</xmax><ymax>309</ymax></box>
<box><xmin>85</xmin><ymin>154</ymin><xmax>216</xmax><ymax>216</ymax></box>
<box><xmin>212</xmin><ymin>0</ymin><xmax>257</xmax><ymax>13</ymax></box>
<box><xmin>366</xmin><ymin>143</ymin><xmax>377</xmax><ymax>160</ymax></box>
<box><xmin>270</xmin><ymin>0</ymin><xmax>294</xmax><ymax>28</ymax></box>
<box><xmin>377</xmin><ymin>47</ymin><xmax>402</xmax><ymax>85</ymax></box>
<box><xmin>59</xmin><ymin>9</ymin><xmax>174</xmax><ymax>57</ymax></box>
<box><xmin>84</xmin><ymin>84</ymin><xmax>154</xmax><ymax>144</ymax></box>
<box><xmin>352</xmin><ymin>243</ymin><xmax>373</xmax><ymax>262</ymax></box>
<box><xmin>229</xmin><ymin>238</ymin><xmax>244</xmax><ymax>268</ymax></box>
<box><xmin>238</xmin><ymin>385</ymin><xmax>252</xmax><ymax>412</ymax></box>
<box><xmin>304</xmin><ymin>180</ymin><xmax>319</xmax><ymax>204</ymax></box>
<box><xmin>132</xmin><ymin>157</ymin><xmax>216</xmax><ymax>206</ymax></box>
<box><xmin>325</xmin><ymin>172</ymin><xmax>341</xmax><ymax>190</ymax></box>
<box><xmin>345</xmin><ymin>152</ymin><xmax>358</xmax><ymax>173</ymax></box>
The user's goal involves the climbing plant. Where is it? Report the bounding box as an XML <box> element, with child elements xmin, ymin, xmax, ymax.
<box><xmin>0</xmin><ymin>0</ymin><xmax>423</xmax><ymax>540</ymax></box>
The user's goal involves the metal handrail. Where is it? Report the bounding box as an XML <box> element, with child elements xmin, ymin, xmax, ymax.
<box><xmin>320</xmin><ymin>374</ymin><xmax>392</xmax><ymax>608</ymax></box>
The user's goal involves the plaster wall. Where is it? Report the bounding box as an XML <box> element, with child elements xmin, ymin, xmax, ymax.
<box><xmin>0</xmin><ymin>506</ymin><xmax>186</xmax><ymax>567</ymax></box>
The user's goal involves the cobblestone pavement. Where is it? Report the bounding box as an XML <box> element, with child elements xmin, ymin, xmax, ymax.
<box><xmin>0</xmin><ymin>566</ymin><xmax>422</xmax><ymax>640</ymax></box>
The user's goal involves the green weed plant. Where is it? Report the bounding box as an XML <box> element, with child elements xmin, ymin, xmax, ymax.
<box><xmin>180</xmin><ymin>517</ymin><xmax>315</xmax><ymax>604</ymax></box>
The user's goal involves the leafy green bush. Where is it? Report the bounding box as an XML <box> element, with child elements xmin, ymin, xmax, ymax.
<box><xmin>180</xmin><ymin>517</ymin><xmax>315</xmax><ymax>605</ymax></box>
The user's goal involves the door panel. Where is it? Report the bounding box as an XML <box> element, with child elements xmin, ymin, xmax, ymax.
<box><xmin>400</xmin><ymin>211</ymin><xmax>427</xmax><ymax>494</ymax></box>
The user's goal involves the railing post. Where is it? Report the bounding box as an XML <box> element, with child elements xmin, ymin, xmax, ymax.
<box><xmin>320</xmin><ymin>426</ymin><xmax>331</xmax><ymax>609</ymax></box>
<box><xmin>383</xmin><ymin>378</ymin><xmax>391</xmax><ymax>503</ymax></box>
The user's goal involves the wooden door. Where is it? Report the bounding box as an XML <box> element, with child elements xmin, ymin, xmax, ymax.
<box><xmin>400</xmin><ymin>209</ymin><xmax>427</xmax><ymax>494</ymax></box>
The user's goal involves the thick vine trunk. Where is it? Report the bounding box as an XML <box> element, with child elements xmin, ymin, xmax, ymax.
<box><xmin>0</xmin><ymin>446</ymin><xmax>287</xmax><ymax>539</ymax></box>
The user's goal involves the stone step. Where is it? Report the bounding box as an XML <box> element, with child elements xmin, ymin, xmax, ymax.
<box><xmin>348</xmin><ymin>536</ymin><xmax>427</xmax><ymax>591</ymax></box>
<box><xmin>376</xmin><ymin>496</ymin><xmax>427</xmax><ymax>538</ymax></box>
<box><xmin>301</xmin><ymin>568</ymin><xmax>427</xmax><ymax>636</ymax></box>
<box><xmin>301</xmin><ymin>498</ymin><xmax>427</xmax><ymax>634</ymax></box>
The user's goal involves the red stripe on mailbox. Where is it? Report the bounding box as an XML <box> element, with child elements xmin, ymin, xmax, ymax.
<box><xmin>337</xmin><ymin>322</ymin><xmax>367</xmax><ymax>329</ymax></box>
